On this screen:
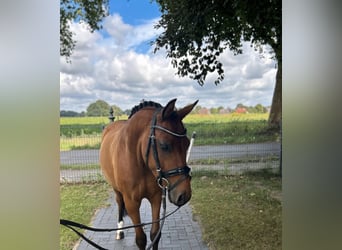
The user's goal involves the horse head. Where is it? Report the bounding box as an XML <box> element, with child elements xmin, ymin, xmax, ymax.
<box><xmin>145</xmin><ymin>98</ymin><xmax>198</xmax><ymax>207</ymax></box>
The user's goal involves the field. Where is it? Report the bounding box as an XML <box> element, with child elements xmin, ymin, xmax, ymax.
<box><xmin>60</xmin><ymin>113</ymin><xmax>269</xmax><ymax>125</ymax></box>
<box><xmin>60</xmin><ymin>116</ymin><xmax>111</xmax><ymax>125</ymax></box>
<box><xmin>60</xmin><ymin>113</ymin><xmax>279</xmax><ymax>151</ymax></box>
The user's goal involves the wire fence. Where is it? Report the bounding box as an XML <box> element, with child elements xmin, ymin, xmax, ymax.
<box><xmin>60</xmin><ymin>122</ymin><xmax>281</xmax><ymax>183</ymax></box>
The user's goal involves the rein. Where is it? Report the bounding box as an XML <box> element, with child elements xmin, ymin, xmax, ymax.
<box><xmin>60</xmin><ymin>188</ymin><xmax>180</xmax><ymax>250</ymax></box>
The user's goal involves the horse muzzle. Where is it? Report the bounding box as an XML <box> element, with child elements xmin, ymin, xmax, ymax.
<box><xmin>159</xmin><ymin>165</ymin><xmax>192</xmax><ymax>207</ymax></box>
<box><xmin>168</xmin><ymin>185</ymin><xmax>192</xmax><ymax>207</ymax></box>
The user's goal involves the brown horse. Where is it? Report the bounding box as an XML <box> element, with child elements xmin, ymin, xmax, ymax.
<box><xmin>100</xmin><ymin>98</ymin><xmax>198</xmax><ymax>250</ymax></box>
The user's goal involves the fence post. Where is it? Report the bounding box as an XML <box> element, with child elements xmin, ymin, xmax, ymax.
<box><xmin>108</xmin><ymin>107</ymin><xmax>115</xmax><ymax>123</ymax></box>
<box><xmin>186</xmin><ymin>131</ymin><xmax>196</xmax><ymax>163</ymax></box>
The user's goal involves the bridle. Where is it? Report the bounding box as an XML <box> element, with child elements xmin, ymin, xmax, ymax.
<box><xmin>145</xmin><ymin>109</ymin><xmax>191</xmax><ymax>191</ymax></box>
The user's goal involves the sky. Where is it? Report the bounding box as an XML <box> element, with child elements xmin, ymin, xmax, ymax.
<box><xmin>60</xmin><ymin>0</ymin><xmax>277</xmax><ymax>113</ymax></box>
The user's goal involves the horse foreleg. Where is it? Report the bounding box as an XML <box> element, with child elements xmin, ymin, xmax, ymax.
<box><xmin>149</xmin><ymin>194</ymin><xmax>162</xmax><ymax>250</ymax></box>
<box><xmin>125</xmin><ymin>198</ymin><xmax>147</xmax><ymax>250</ymax></box>
<box><xmin>114</xmin><ymin>189</ymin><xmax>125</xmax><ymax>240</ymax></box>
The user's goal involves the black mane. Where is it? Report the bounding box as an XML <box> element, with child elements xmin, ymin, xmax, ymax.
<box><xmin>128</xmin><ymin>100</ymin><xmax>162</xmax><ymax>119</ymax></box>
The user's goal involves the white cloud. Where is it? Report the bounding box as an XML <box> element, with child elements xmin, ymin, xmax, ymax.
<box><xmin>102</xmin><ymin>14</ymin><xmax>161</xmax><ymax>52</ymax></box>
<box><xmin>127</xmin><ymin>18</ymin><xmax>161</xmax><ymax>49</ymax></box>
<box><xmin>60</xmin><ymin>13</ymin><xmax>277</xmax><ymax>112</ymax></box>
<box><xmin>103</xmin><ymin>14</ymin><xmax>132</xmax><ymax>46</ymax></box>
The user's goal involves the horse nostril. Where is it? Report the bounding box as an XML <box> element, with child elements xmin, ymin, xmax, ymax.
<box><xmin>177</xmin><ymin>193</ymin><xmax>187</xmax><ymax>207</ymax></box>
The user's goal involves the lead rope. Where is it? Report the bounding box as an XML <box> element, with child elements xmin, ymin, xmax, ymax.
<box><xmin>60</xmin><ymin>198</ymin><xmax>179</xmax><ymax>250</ymax></box>
<box><xmin>146</xmin><ymin>187</ymin><xmax>167</xmax><ymax>249</ymax></box>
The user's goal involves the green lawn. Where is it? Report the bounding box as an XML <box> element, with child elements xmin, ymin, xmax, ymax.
<box><xmin>190</xmin><ymin>170</ymin><xmax>282</xmax><ymax>249</ymax></box>
<box><xmin>60</xmin><ymin>182</ymin><xmax>111</xmax><ymax>250</ymax></box>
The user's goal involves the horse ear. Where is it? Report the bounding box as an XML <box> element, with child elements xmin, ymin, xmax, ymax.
<box><xmin>162</xmin><ymin>98</ymin><xmax>177</xmax><ymax>120</ymax></box>
<box><xmin>177</xmin><ymin>100</ymin><xmax>199</xmax><ymax>120</ymax></box>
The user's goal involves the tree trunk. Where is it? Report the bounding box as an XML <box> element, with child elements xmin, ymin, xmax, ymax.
<box><xmin>268</xmin><ymin>61</ymin><xmax>282</xmax><ymax>129</ymax></box>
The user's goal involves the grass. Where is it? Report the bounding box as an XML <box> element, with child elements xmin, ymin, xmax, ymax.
<box><xmin>60</xmin><ymin>135</ymin><xmax>101</xmax><ymax>151</ymax></box>
<box><xmin>189</xmin><ymin>155</ymin><xmax>280</xmax><ymax>165</ymax></box>
<box><xmin>185</xmin><ymin>120</ymin><xmax>279</xmax><ymax>145</ymax></box>
<box><xmin>183</xmin><ymin>113</ymin><xmax>269</xmax><ymax>123</ymax></box>
<box><xmin>60</xmin><ymin>171</ymin><xmax>281</xmax><ymax>250</ymax></box>
<box><xmin>190</xmin><ymin>171</ymin><xmax>282</xmax><ymax>250</ymax></box>
<box><xmin>60</xmin><ymin>182</ymin><xmax>111</xmax><ymax>250</ymax></box>
<box><xmin>60</xmin><ymin>164</ymin><xmax>100</xmax><ymax>170</ymax></box>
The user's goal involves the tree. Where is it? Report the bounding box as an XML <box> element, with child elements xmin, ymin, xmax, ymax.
<box><xmin>236</xmin><ymin>103</ymin><xmax>247</xmax><ymax>109</ymax></box>
<box><xmin>60</xmin><ymin>110</ymin><xmax>81</xmax><ymax>117</ymax></box>
<box><xmin>87</xmin><ymin>100</ymin><xmax>110</xmax><ymax>116</ymax></box>
<box><xmin>111</xmin><ymin>104</ymin><xmax>124</xmax><ymax>116</ymax></box>
<box><xmin>153</xmin><ymin>0</ymin><xmax>281</xmax><ymax>128</ymax></box>
<box><xmin>255</xmin><ymin>104</ymin><xmax>267</xmax><ymax>113</ymax></box>
<box><xmin>60</xmin><ymin>0</ymin><xmax>109</xmax><ymax>59</ymax></box>
<box><xmin>210</xmin><ymin>107</ymin><xmax>219</xmax><ymax>114</ymax></box>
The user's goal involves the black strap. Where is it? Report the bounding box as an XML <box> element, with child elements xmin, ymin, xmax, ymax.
<box><xmin>145</xmin><ymin>109</ymin><xmax>160</xmax><ymax>170</ymax></box>
<box><xmin>146</xmin><ymin>188</ymin><xmax>167</xmax><ymax>250</ymax></box>
<box><xmin>60</xmin><ymin>206</ymin><xmax>181</xmax><ymax>249</ymax></box>
<box><xmin>60</xmin><ymin>219</ymin><xmax>117</xmax><ymax>232</ymax></box>
<box><xmin>61</xmin><ymin>221</ymin><xmax>108</xmax><ymax>250</ymax></box>
<box><xmin>162</xmin><ymin>166</ymin><xmax>191</xmax><ymax>178</ymax></box>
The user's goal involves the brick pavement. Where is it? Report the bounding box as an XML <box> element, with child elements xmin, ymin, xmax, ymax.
<box><xmin>74</xmin><ymin>191</ymin><xmax>209</xmax><ymax>250</ymax></box>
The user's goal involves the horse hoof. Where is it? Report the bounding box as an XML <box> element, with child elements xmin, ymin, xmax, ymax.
<box><xmin>116</xmin><ymin>231</ymin><xmax>124</xmax><ymax>240</ymax></box>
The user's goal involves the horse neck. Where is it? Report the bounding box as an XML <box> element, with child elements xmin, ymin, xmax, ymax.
<box><xmin>126</xmin><ymin>108</ymin><xmax>157</xmax><ymax>144</ymax></box>
<box><xmin>125</xmin><ymin>109</ymin><xmax>156</xmax><ymax>166</ymax></box>
<box><xmin>128</xmin><ymin>108</ymin><xmax>155</xmax><ymax>130</ymax></box>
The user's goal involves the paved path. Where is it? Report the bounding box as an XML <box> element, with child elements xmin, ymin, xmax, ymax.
<box><xmin>74</xmin><ymin>192</ymin><xmax>209</xmax><ymax>250</ymax></box>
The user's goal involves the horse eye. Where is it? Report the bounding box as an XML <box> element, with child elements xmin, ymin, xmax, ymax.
<box><xmin>159</xmin><ymin>142</ymin><xmax>170</xmax><ymax>152</ymax></box>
